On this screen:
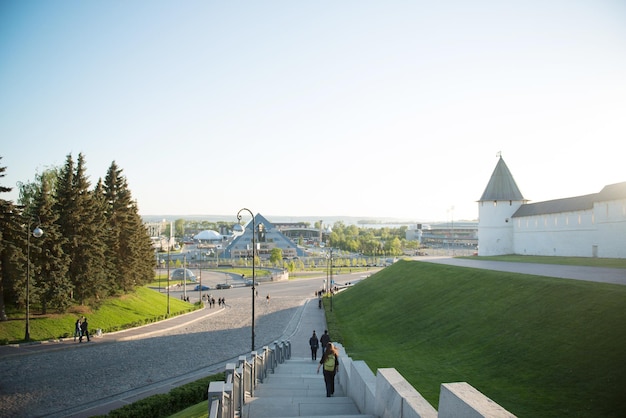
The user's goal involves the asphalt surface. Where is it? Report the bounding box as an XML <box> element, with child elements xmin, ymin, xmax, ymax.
<box><xmin>0</xmin><ymin>295</ymin><xmax>311</xmax><ymax>418</ymax></box>
<box><xmin>418</xmin><ymin>256</ymin><xmax>626</xmax><ymax>285</ymax></box>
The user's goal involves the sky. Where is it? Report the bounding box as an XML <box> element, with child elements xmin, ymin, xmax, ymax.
<box><xmin>1</xmin><ymin>1</ymin><xmax>625</xmax><ymax>223</ymax></box>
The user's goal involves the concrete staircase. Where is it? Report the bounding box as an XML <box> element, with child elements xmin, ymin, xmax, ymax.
<box><xmin>241</xmin><ymin>357</ymin><xmax>376</xmax><ymax>418</ymax></box>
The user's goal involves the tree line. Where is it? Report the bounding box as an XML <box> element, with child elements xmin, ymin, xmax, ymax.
<box><xmin>325</xmin><ymin>221</ymin><xmax>416</xmax><ymax>256</ymax></box>
<box><xmin>0</xmin><ymin>154</ymin><xmax>155</xmax><ymax>321</ymax></box>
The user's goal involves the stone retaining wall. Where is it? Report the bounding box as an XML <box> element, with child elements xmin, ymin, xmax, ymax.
<box><xmin>334</xmin><ymin>343</ymin><xmax>517</xmax><ymax>418</ymax></box>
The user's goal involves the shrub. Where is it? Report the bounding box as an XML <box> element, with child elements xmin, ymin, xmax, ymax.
<box><xmin>100</xmin><ymin>372</ymin><xmax>224</xmax><ymax>418</ymax></box>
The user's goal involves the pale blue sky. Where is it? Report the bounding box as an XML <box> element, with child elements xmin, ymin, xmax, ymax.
<box><xmin>1</xmin><ymin>1</ymin><xmax>625</xmax><ymax>222</ymax></box>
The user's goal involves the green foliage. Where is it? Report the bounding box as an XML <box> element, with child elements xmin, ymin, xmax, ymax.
<box><xmin>269</xmin><ymin>247</ymin><xmax>283</xmax><ymax>264</ymax></box>
<box><xmin>104</xmin><ymin>161</ymin><xmax>156</xmax><ymax>292</ymax></box>
<box><xmin>167</xmin><ymin>401</ymin><xmax>208</xmax><ymax>418</ymax></box>
<box><xmin>32</xmin><ymin>174</ymin><xmax>72</xmax><ymax>313</ymax></box>
<box><xmin>1</xmin><ymin>153</ymin><xmax>158</xmax><ymax>319</ymax></box>
<box><xmin>56</xmin><ymin>153</ymin><xmax>110</xmax><ymax>303</ymax></box>
<box><xmin>174</xmin><ymin>219</ymin><xmax>185</xmax><ymax>239</ymax></box>
<box><xmin>326</xmin><ymin>221</ymin><xmax>409</xmax><ymax>256</ymax></box>
<box><xmin>330</xmin><ymin>260</ymin><xmax>626</xmax><ymax>417</ymax></box>
<box><xmin>0</xmin><ymin>287</ymin><xmax>194</xmax><ymax>343</ymax></box>
<box><xmin>101</xmin><ymin>373</ymin><xmax>224</xmax><ymax>418</ymax></box>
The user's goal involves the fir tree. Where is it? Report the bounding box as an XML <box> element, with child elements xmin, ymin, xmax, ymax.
<box><xmin>92</xmin><ymin>179</ymin><xmax>115</xmax><ymax>297</ymax></box>
<box><xmin>56</xmin><ymin>153</ymin><xmax>107</xmax><ymax>304</ymax></box>
<box><xmin>0</xmin><ymin>158</ymin><xmax>24</xmax><ymax>321</ymax></box>
<box><xmin>32</xmin><ymin>177</ymin><xmax>71</xmax><ymax>313</ymax></box>
<box><xmin>104</xmin><ymin>162</ymin><xmax>154</xmax><ymax>292</ymax></box>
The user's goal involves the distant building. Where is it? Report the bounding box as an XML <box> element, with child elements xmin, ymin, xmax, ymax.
<box><xmin>406</xmin><ymin>222</ymin><xmax>478</xmax><ymax>249</ymax></box>
<box><xmin>144</xmin><ymin>220</ymin><xmax>173</xmax><ymax>250</ymax></box>
<box><xmin>274</xmin><ymin>221</ymin><xmax>328</xmax><ymax>246</ymax></box>
<box><xmin>193</xmin><ymin>230</ymin><xmax>224</xmax><ymax>243</ymax></box>
<box><xmin>170</xmin><ymin>268</ymin><xmax>197</xmax><ymax>282</ymax></box>
<box><xmin>145</xmin><ymin>221</ymin><xmax>165</xmax><ymax>238</ymax></box>
<box><xmin>478</xmin><ymin>156</ymin><xmax>626</xmax><ymax>258</ymax></box>
<box><xmin>224</xmin><ymin>213</ymin><xmax>306</xmax><ymax>259</ymax></box>
<box><xmin>405</xmin><ymin>224</ymin><xmax>424</xmax><ymax>243</ymax></box>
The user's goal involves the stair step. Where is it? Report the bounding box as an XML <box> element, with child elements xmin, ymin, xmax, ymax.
<box><xmin>241</xmin><ymin>357</ymin><xmax>373</xmax><ymax>417</ymax></box>
<box><xmin>243</xmin><ymin>395</ymin><xmax>372</xmax><ymax>417</ymax></box>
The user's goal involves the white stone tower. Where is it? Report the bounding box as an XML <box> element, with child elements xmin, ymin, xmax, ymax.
<box><xmin>477</xmin><ymin>155</ymin><xmax>527</xmax><ymax>256</ymax></box>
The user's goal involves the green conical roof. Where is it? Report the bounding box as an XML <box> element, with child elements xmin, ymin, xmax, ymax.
<box><xmin>479</xmin><ymin>157</ymin><xmax>525</xmax><ymax>202</ymax></box>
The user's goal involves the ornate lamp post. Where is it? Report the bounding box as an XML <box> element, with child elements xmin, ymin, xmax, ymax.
<box><xmin>25</xmin><ymin>221</ymin><xmax>43</xmax><ymax>341</ymax></box>
<box><xmin>235</xmin><ymin>208</ymin><xmax>256</xmax><ymax>352</ymax></box>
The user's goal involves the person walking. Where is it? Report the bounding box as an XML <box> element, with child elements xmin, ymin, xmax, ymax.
<box><xmin>317</xmin><ymin>342</ymin><xmax>339</xmax><ymax>397</ymax></box>
<box><xmin>309</xmin><ymin>331</ymin><xmax>319</xmax><ymax>360</ymax></box>
<box><xmin>320</xmin><ymin>329</ymin><xmax>330</xmax><ymax>348</ymax></box>
<box><xmin>79</xmin><ymin>317</ymin><xmax>90</xmax><ymax>343</ymax></box>
<box><xmin>74</xmin><ymin>317</ymin><xmax>82</xmax><ymax>342</ymax></box>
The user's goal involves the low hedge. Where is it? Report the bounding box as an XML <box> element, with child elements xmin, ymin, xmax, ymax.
<box><xmin>97</xmin><ymin>372</ymin><xmax>225</xmax><ymax>418</ymax></box>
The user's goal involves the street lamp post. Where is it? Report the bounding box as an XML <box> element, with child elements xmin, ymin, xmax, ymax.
<box><xmin>25</xmin><ymin>220</ymin><xmax>43</xmax><ymax>341</ymax></box>
<box><xmin>236</xmin><ymin>208</ymin><xmax>256</xmax><ymax>352</ymax></box>
<box><xmin>167</xmin><ymin>221</ymin><xmax>171</xmax><ymax>315</ymax></box>
<box><xmin>329</xmin><ymin>248</ymin><xmax>334</xmax><ymax>312</ymax></box>
<box><xmin>183</xmin><ymin>254</ymin><xmax>187</xmax><ymax>301</ymax></box>
<box><xmin>326</xmin><ymin>250</ymin><xmax>330</xmax><ymax>294</ymax></box>
<box><xmin>198</xmin><ymin>267</ymin><xmax>202</xmax><ymax>303</ymax></box>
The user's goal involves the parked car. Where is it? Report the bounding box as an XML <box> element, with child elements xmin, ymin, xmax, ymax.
<box><xmin>194</xmin><ymin>284</ymin><xmax>210</xmax><ymax>291</ymax></box>
<box><xmin>245</xmin><ymin>280</ymin><xmax>259</xmax><ymax>286</ymax></box>
<box><xmin>216</xmin><ymin>283</ymin><xmax>232</xmax><ymax>289</ymax></box>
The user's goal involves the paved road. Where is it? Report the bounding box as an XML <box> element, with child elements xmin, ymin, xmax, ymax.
<box><xmin>0</xmin><ymin>286</ymin><xmax>317</xmax><ymax>417</ymax></box>
<box><xmin>417</xmin><ymin>256</ymin><xmax>626</xmax><ymax>285</ymax></box>
<box><xmin>0</xmin><ymin>271</ymin><xmax>352</xmax><ymax>418</ymax></box>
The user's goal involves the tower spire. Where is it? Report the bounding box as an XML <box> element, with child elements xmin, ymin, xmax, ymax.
<box><xmin>479</xmin><ymin>156</ymin><xmax>525</xmax><ymax>202</ymax></box>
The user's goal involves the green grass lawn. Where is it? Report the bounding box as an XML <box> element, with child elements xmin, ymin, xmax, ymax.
<box><xmin>326</xmin><ymin>260</ymin><xmax>626</xmax><ymax>417</ymax></box>
<box><xmin>0</xmin><ymin>287</ymin><xmax>195</xmax><ymax>344</ymax></box>
<box><xmin>168</xmin><ymin>401</ymin><xmax>209</xmax><ymax>418</ymax></box>
<box><xmin>149</xmin><ymin>267</ymin><xmax>272</xmax><ymax>288</ymax></box>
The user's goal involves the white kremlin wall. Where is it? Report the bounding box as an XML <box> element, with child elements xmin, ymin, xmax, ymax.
<box><xmin>477</xmin><ymin>200</ymin><xmax>520</xmax><ymax>256</ymax></box>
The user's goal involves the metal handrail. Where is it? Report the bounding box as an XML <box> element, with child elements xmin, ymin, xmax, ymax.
<box><xmin>208</xmin><ymin>340</ymin><xmax>291</xmax><ymax>418</ymax></box>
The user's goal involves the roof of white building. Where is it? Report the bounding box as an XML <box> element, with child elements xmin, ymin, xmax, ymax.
<box><xmin>478</xmin><ymin>156</ymin><xmax>526</xmax><ymax>202</ymax></box>
<box><xmin>194</xmin><ymin>230</ymin><xmax>222</xmax><ymax>240</ymax></box>
<box><xmin>513</xmin><ymin>181</ymin><xmax>626</xmax><ymax>218</ymax></box>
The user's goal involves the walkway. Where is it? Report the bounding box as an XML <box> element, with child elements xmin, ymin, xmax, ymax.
<box><xmin>0</xmin><ymin>296</ymin><xmax>309</xmax><ymax>417</ymax></box>
<box><xmin>242</xmin><ymin>298</ymin><xmax>375</xmax><ymax>418</ymax></box>
<box><xmin>0</xmin><ymin>304</ymin><xmax>226</xmax><ymax>359</ymax></box>
<box><xmin>418</xmin><ymin>256</ymin><xmax>626</xmax><ymax>285</ymax></box>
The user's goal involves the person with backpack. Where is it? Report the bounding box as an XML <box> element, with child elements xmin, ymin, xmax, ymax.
<box><xmin>309</xmin><ymin>330</ymin><xmax>319</xmax><ymax>360</ymax></box>
<box><xmin>316</xmin><ymin>342</ymin><xmax>339</xmax><ymax>397</ymax></box>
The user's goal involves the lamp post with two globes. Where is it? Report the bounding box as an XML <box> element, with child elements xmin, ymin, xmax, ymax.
<box><xmin>25</xmin><ymin>220</ymin><xmax>43</xmax><ymax>341</ymax></box>
<box><xmin>235</xmin><ymin>208</ymin><xmax>256</xmax><ymax>352</ymax></box>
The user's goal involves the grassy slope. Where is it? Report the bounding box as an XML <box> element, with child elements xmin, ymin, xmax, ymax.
<box><xmin>330</xmin><ymin>260</ymin><xmax>626</xmax><ymax>417</ymax></box>
<box><xmin>0</xmin><ymin>287</ymin><xmax>194</xmax><ymax>343</ymax></box>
